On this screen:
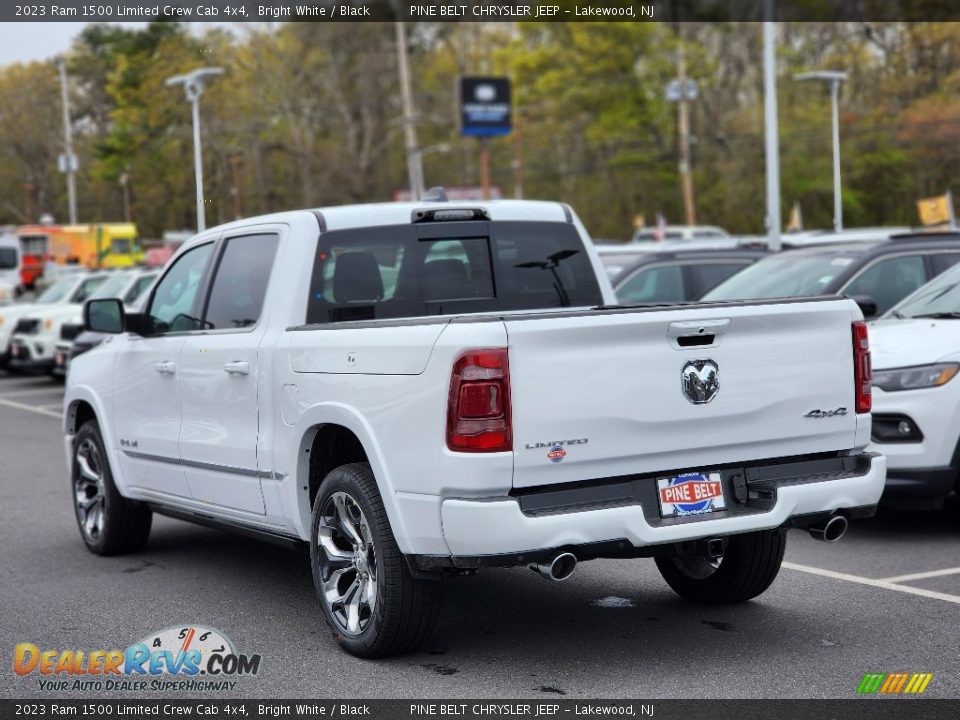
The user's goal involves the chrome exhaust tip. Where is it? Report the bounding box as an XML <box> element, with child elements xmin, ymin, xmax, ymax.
<box><xmin>808</xmin><ymin>515</ymin><xmax>848</xmax><ymax>543</ymax></box>
<box><xmin>530</xmin><ymin>552</ymin><xmax>578</xmax><ymax>582</ymax></box>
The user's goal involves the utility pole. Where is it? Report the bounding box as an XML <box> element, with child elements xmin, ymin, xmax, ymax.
<box><xmin>119</xmin><ymin>172</ymin><xmax>131</xmax><ymax>223</ymax></box>
<box><xmin>676</xmin><ymin>37</ymin><xmax>696</xmax><ymax>225</ymax></box>
<box><xmin>23</xmin><ymin>181</ymin><xmax>34</xmax><ymax>223</ymax></box>
<box><xmin>763</xmin><ymin>15</ymin><xmax>782</xmax><ymax>251</ymax></box>
<box><xmin>395</xmin><ymin>21</ymin><xmax>424</xmax><ymax>201</ymax></box>
<box><xmin>479</xmin><ymin>138</ymin><xmax>491</xmax><ymax>201</ymax></box>
<box><xmin>229</xmin><ymin>154</ymin><xmax>244</xmax><ymax>220</ymax></box>
<box><xmin>57</xmin><ymin>57</ymin><xmax>78</xmax><ymax>225</ymax></box>
<box><xmin>512</xmin><ymin>116</ymin><xmax>524</xmax><ymax>199</ymax></box>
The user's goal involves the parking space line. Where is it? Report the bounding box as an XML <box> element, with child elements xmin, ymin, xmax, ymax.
<box><xmin>0</xmin><ymin>387</ymin><xmax>65</xmax><ymax>398</ymax></box>
<box><xmin>783</xmin><ymin>561</ymin><xmax>960</xmax><ymax>605</ymax></box>
<box><xmin>0</xmin><ymin>376</ymin><xmax>58</xmax><ymax>388</ymax></box>
<box><xmin>879</xmin><ymin>567</ymin><xmax>960</xmax><ymax>583</ymax></box>
<box><xmin>0</xmin><ymin>397</ymin><xmax>63</xmax><ymax>419</ymax></box>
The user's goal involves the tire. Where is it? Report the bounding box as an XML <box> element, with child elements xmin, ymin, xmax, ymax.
<box><xmin>72</xmin><ymin>420</ymin><xmax>152</xmax><ymax>556</ymax></box>
<box><xmin>310</xmin><ymin>462</ymin><xmax>441</xmax><ymax>658</ymax></box>
<box><xmin>655</xmin><ymin>530</ymin><xmax>786</xmax><ymax>604</ymax></box>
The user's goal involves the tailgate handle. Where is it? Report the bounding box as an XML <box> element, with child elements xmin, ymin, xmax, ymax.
<box><xmin>667</xmin><ymin>319</ymin><xmax>729</xmax><ymax>350</ymax></box>
<box><xmin>677</xmin><ymin>334</ymin><xmax>715</xmax><ymax>347</ymax></box>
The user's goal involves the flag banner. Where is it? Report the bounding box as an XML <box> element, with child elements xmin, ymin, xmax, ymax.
<box><xmin>917</xmin><ymin>193</ymin><xmax>953</xmax><ymax>227</ymax></box>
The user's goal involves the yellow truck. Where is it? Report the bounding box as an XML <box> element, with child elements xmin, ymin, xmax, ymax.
<box><xmin>49</xmin><ymin>223</ymin><xmax>142</xmax><ymax>268</ymax></box>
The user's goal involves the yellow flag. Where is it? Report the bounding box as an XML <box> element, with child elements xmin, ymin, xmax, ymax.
<box><xmin>917</xmin><ymin>193</ymin><xmax>953</xmax><ymax>227</ymax></box>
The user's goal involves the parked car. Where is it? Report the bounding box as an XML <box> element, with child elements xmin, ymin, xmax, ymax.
<box><xmin>868</xmin><ymin>263</ymin><xmax>960</xmax><ymax>510</ymax></box>
<box><xmin>702</xmin><ymin>232</ymin><xmax>960</xmax><ymax>318</ymax></box>
<box><xmin>599</xmin><ymin>248</ymin><xmax>767</xmax><ymax>304</ymax></box>
<box><xmin>779</xmin><ymin>227</ymin><xmax>913</xmax><ymax>248</ymax></box>
<box><xmin>631</xmin><ymin>225</ymin><xmax>730</xmax><ymax>244</ymax></box>
<box><xmin>0</xmin><ymin>272</ymin><xmax>106</xmax><ymax>369</ymax></box>
<box><xmin>52</xmin><ymin>269</ymin><xmax>159</xmax><ymax>378</ymax></box>
<box><xmin>66</xmin><ymin>196</ymin><xmax>883</xmax><ymax>658</ymax></box>
<box><xmin>0</xmin><ymin>234</ymin><xmax>22</xmax><ymax>303</ymax></box>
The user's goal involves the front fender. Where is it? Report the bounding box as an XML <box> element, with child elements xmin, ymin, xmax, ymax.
<box><xmin>63</xmin><ymin>385</ymin><xmax>127</xmax><ymax>494</ymax></box>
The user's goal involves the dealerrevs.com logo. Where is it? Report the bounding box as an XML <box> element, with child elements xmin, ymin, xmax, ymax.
<box><xmin>13</xmin><ymin>625</ymin><xmax>261</xmax><ymax>692</ymax></box>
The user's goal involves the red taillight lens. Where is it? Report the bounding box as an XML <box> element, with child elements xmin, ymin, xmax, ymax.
<box><xmin>447</xmin><ymin>349</ymin><xmax>511</xmax><ymax>452</ymax></box>
<box><xmin>852</xmin><ymin>321</ymin><xmax>872</xmax><ymax>413</ymax></box>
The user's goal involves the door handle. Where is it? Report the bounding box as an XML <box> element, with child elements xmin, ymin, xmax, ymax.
<box><xmin>154</xmin><ymin>360</ymin><xmax>176</xmax><ymax>375</ymax></box>
<box><xmin>223</xmin><ymin>361</ymin><xmax>250</xmax><ymax>376</ymax></box>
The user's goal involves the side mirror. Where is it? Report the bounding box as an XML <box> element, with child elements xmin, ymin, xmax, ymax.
<box><xmin>84</xmin><ymin>298</ymin><xmax>125</xmax><ymax>334</ymax></box>
<box><xmin>849</xmin><ymin>295</ymin><xmax>878</xmax><ymax>318</ymax></box>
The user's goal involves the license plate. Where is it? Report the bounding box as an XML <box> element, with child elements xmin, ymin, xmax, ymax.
<box><xmin>657</xmin><ymin>471</ymin><xmax>727</xmax><ymax>518</ymax></box>
<box><xmin>55</xmin><ymin>352</ymin><xmax>64</xmax><ymax>367</ymax></box>
<box><xmin>10</xmin><ymin>344</ymin><xmax>20</xmax><ymax>357</ymax></box>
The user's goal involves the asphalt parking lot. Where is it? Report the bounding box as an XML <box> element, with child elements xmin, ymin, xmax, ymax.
<box><xmin>1</xmin><ymin>369</ymin><xmax>959</xmax><ymax>700</ymax></box>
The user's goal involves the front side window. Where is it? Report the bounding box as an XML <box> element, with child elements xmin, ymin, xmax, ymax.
<box><xmin>203</xmin><ymin>234</ymin><xmax>279</xmax><ymax>330</ymax></box>
<box><xmin>111</xmin><ymin>237</ymin><xmax>132</xmax><ymax>255</ymax></box>
<box><xmin>689</xmin><ymin>262</ymin><xmax>752</xmax><ymax>298</ymax></box>
<box><xmin>616</xmin><ymin>264</ymin><xmax>685</xmax><ymax>303</ymax></box>
<box><xmin>841</xmin><ymin>255</ymin><xmax>926</xmax><ymax>315</ymax></box>
<box><xmin>145</xmin><ymin>244</ymin><xmax>214</xmax><ymax>334</ymax></box>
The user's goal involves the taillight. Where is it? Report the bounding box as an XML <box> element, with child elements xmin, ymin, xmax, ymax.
<box><xmin>447</xmin><ymin>349</ymin><xmax>511</xmax><ymax>452</ymax></box>
<box><xmin>852</xmin><ymin>321</ymin><xmax>872</xmax><ymax>413</ymax></box>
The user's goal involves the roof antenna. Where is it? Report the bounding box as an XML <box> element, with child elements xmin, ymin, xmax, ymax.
<box><xmin>421</xmin><ymin>187</ymin><xmax>449</xmax><ymax>203</ymax></box>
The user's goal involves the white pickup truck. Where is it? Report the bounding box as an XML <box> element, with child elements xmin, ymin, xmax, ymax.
<box><xmin>65</xmin><ymin>196</ymin><xmax>885</xmax><ymax>658</ymax></box>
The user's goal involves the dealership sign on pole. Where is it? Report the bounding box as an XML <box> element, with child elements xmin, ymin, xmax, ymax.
<box><xmin>460</xmin><ymin>77</ymin><xmax>511</xmax><ymax>136</ymax></box>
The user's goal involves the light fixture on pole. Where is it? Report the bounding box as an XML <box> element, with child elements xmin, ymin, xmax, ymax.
<box><xmin>166</xmin><ymin>67</ymin><xmax>223</xmax><ymax>232</ymax></box>
<box><xmin>794</xmin><ymin>70</ymin><xmax>848</xmax><ymax>232</ymax></box>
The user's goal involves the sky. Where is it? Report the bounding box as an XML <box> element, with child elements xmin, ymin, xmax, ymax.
<box><xmin>0</xmin><ymin>23</ymin><xmax>148</xmax><ymax>66</ymax></box>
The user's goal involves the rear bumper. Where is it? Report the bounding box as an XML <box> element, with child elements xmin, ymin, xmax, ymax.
<box><xmin>436</xmin><ymin>452</ymin><xmax>885</xmax><ymax>559</ymax></box>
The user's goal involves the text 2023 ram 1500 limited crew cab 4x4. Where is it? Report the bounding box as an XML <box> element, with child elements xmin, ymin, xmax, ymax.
<box><xmin>65</xmin><ymin>196</ymin><xmax>885</xmax><ymax>658</ymax></box>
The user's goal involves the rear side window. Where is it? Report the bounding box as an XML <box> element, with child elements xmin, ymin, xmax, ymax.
<box><xmin>306</xmin><ymin>222</ymin><xmax>601</xmax><ymax>324</ymax></box>
<box><xmin>203</xmin><ymin>234</ymin><xmax>280</xmax><ymax>330</ymax></box>
<box><xmin>71</xmin><ymin>276</ymin><xmax>107</xmax><ymax>303</ymax></box>
<box><xmin>124</xmin><ymin>274</ymin><xmax>156</xmax><ymax>306</ymax></box>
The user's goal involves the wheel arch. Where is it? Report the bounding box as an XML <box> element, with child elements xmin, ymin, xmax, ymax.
<box><xmin>294</xmin><ymin>404</ymin><xmax>412</xmax><ymax>553</ymax></box>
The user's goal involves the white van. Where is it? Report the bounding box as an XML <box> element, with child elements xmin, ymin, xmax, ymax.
<box><xmin>0</xmin><ymin>234</ymin><xmax>22</xmax><ymax>303</ymax></box>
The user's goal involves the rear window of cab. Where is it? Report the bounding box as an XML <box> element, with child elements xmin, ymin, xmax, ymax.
<box><xmin>306</xmin><ymin>221</ymin><xmax>602</xmax><ymax>324</ymax></box>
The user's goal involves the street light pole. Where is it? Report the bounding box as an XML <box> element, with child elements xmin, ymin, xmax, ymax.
<box><xmin>795</xmin><ymin>70</ymin><xmax>848</xmax><ymax>232</ymax></box>
<box><xmin>57</xmin><ymin>57</ymin><xmax>78</xmax><ymax>225</ymax></box>
<box><xmin>762</xmin><ymin>19</ymin><xmax>782</xmax><ymax>252</ymax></box>
<box><xmin>166</xmin><ymin>67</ymin><xmax>223</xmax><ymax>233</ymax></box>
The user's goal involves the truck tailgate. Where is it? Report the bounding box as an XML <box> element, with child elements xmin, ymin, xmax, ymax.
<box><xmin>507</xmin><ymin>299</ymin><xmax>859</xmax><ymax>488</ymax></box>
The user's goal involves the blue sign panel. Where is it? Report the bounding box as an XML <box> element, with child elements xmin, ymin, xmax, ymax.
<box><xmin>460</xmin><ymin>76</ymin><xmax>511</xmax><ymax>137</ymax></box>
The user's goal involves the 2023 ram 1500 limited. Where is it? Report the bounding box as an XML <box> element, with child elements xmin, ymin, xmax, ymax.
<box><xmin>65</xmin><ymin>196</ymin><xmax>885</xmax><ymax>658</ymax></box>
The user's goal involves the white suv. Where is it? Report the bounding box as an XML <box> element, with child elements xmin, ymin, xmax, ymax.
<box><xmin>869</xmin><ymin>263</ymin><xmax>960</xmax><ymax>509</ymax></box>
